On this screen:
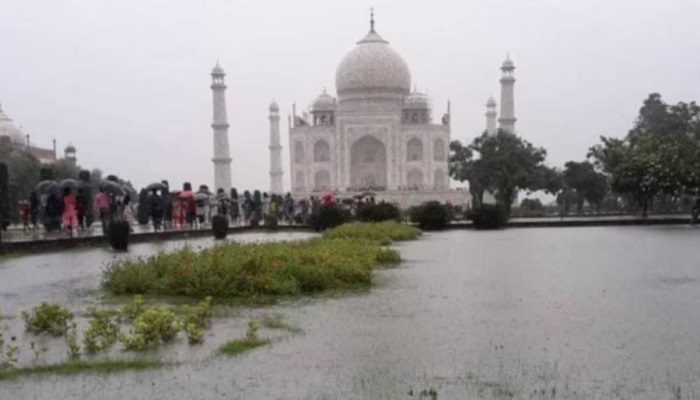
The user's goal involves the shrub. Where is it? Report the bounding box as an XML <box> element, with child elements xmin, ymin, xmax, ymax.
<box><xmin>356</xmin><ymin>202</ymin><xmax>401</xmax><ymax>223</ymax></box>
<box><xmin>83</xmin><ymin>307</ymin><xmax>120</xmax><ymax>353</ymax></box>
<box><xmin>324</xmin><ymin>221</ymin><xmax>420</xmax><ymax>244</ymax></box>
<box><xmin>470</xmin><ymin>204</ymin><xmax>507</xmax><ymax>230</ymax></box>
<box><xmin>22</xmin><ymin>303</ymin><xmax>74</xmax><ymax>337</ymax></box>
<box><xmin>108</xmin><ymin>220</ymin><xmax>130</xmax><ymax>251</ymax></box>
<box><xmin>102</xmin><ymin>238</ymin><xmax>398</xmax><ymax>298</ymax></box>
<box><xmin>409</xmin><ymin>201</ymin><xmax>450</xmax><ymax>231</ymax></box>
<box><xmin>309</xmin><ymin>204</ymin><xmax>349</xmax><ymax>231</ymax></box>
<box><xmin>212</xmin><ymin>215</ymin><xmax>229</xmax><ymax>240</ymax></box>
<box><xmin>120</xmin><ymin>307</ymin><xmax>180</xmax><ymax>351</ymax></box>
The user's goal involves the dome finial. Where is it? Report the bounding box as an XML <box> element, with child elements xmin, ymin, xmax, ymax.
<box><xmin>370</xmin><ymin>7</ymin><xmax>375</xmax><ymax>32</ymax></box>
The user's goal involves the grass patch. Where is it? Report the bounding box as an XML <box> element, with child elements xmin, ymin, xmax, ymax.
<box><xmin>324</xmin><ymin>221</ymin><xmax>421</xmax><ymax>244</ymax></box>
<box><xmin>260</xmin><ymin>314</ymin><xmax>303</xmax><ymax>334</ymax></box>
<box><xmin>218</xmin><ymin>338</ymin><xmax>269</xmax><ymax>356</ymax></box>
<box><xmin>0</xmin><ymin>358</ymin><xmax>163</xmax><ymax>381</ymax></box>
<box><xmin>102</xmin><ymin>237</ymin><xmax>401</xmax><ymax>299</ymax></box>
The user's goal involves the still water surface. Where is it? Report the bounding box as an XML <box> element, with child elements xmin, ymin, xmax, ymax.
<box><xmin>1</xmin><ymin>226</ymin><xmax>700</xmax><ymax>399</ymax></box>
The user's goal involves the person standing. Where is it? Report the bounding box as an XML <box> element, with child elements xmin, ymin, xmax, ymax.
<box><xmin>29</xmin><ymin>191</ymin><xmax>39</xmax><ymax>232</ymax></box>
<box><xmin>20</xmin><ymin>200</ymin><xmax>31</xmax><ymax>234</ymax></box>
<box><xmin>122</xmin><ymin>194</ymin><xmax>135</xmax><ymax>231</ymax></box>
<box><xmin>149</xmin><ymin>190</ymin><xmax>164</xmax><ymax>232</ymax></box>
<box><xmin>62</xmin><ymin>188</ymin><xmax>78</xmax><ymax>237</ymax></box>
<box><xmin>95</xmin><ymin>189</ymin><xmax>110</xmax><ymax>235</ymax></box>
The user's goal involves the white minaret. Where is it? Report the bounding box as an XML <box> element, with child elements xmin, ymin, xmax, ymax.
<box><xmin>485</xmin><ymin>97</ymin><xmax>498</xmax><ymax>136</ymax></box>
<box><xmin>269</xmin><ymin>101</ymin><xmax>283</xmax><ymax>194</ymax></box>
<box><xmin>498</xmin><ymin>55</ymin><xmax>517</xmax><ymax>134</ymax></box>
<box><xmin>211</xmin><ymin>61</ymin><xmax>232</xmax><ymax>193</ymax></box>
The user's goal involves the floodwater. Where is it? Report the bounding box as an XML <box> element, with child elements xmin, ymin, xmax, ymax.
<box><xmin>2</xmin><ymin>226</ymin><xmax>700</xmax><ymax>399</ymax></box>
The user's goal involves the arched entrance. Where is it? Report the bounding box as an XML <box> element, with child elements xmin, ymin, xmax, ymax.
<box><xmin>350</xmin><ymin>135</ymin><xmax>387</xmax><ymax>190</ymax></box>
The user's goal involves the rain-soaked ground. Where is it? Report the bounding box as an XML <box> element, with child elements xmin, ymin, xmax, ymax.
<box><xmin>2</xmin><ymin>226</ymin><xmax>700</xmax><ymax>399</ymax></box>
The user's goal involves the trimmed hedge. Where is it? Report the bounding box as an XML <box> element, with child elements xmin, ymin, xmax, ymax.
<box><xmin>309</xmin><ymin>204</ymin><xmax>350</xmax><ymax>232</ymax></box>
<box><xmin>108</xmin><ymin>220</ymin><xmax>131</xmax><ymax>251</ymax></box>
<box><xmin>356</xmin><ymin>202</ymin><xmax>401</xmax><ymax>222</ymax></box>
<box><xmin>470</xmin><ymin>204</ymin><xmax>507</xmax><ymax>230</ymax></box>
<box><xmin>409</xmin><ymin>201</ymin><xmax>450</xmax><ymax>231</ymax></box>
<box><xmin>212</xmin><ymin>215</ymin><xmax>229</xmax><ymax>240</ymax></box>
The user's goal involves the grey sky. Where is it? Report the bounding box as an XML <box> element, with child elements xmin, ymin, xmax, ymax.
<box><xmin>2</xmin><ymin>0</ymin><xmax>699</xmax><ymax>192</ymax></box>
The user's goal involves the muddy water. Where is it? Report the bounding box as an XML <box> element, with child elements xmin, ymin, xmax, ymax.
<box><xmin>2</xmin><ymin>226</ymin><xmax>700</xmax><ymax>399</ymax></box>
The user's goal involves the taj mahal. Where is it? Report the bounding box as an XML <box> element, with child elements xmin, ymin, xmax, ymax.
<box><xmin>209</xmin><ymin>14</ymin><xmax>517</xmax><ymax>208</ymax></box>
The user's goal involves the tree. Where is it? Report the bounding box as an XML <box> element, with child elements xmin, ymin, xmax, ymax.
<box><xmin>448</xmin><ymin>140</ymin><xmax>487</xmax><ymax>206</ymax></box>
<box><xmin>590</xmin><ymin>93</ymin><xmax>700</xmax><ymax>216</ymax></box>
<box><xmin>472</xmin><ymin>131</ymin><xmax>552</xmax><ymax>217</ymax></box>
<box><xmin>0</xmin><ymin>136</ymin><xmax>41</xmax><ymax>203</ymax></box>
<box><xmin>52</xmin><ymin>159</ymin><xmax>80</xmax><ymax>180</ymax></box>
<box><xmin>562</xmin><ymin>161</ymin><xmax>608</xmax><ymax>214</ymax></box>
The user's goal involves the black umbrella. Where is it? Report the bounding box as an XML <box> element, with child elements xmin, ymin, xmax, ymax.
<box><xmin>60</xmin><ymin>179</ymin><xmax>84</xmax><ymax>190</ymax></box>
<box><xmin>98</xmin><ymin>180</ymin><xmax>126</xmax><ymax>196</ymax></box>
<box><xmin>146</xmin><ymin>182</ymin><xmax>167</xmax><ymax>192</ymax></box>
<box><xmin>35</xmin><ymin>180</ymin><xmax>58</xmax><ymax>194</ymax></box>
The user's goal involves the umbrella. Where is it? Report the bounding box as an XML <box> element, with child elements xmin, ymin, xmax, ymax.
<box><xmin>35</xmin><ymin>180</ymin><xmax>58</xmax><ymax>194</ymax></box>
<box><xmin>59</xmin><ymin>179</ymin><xmax>84</xmax><ymax>190</ymax></box>
<box><xmin>146</xmin><ymin>182</ymin><xmax>167</xmax><ymax>191</ymax></box>
<box><xmin>194</xmin><ymin>192</ymin><xmax>210</xmax><ymax>201</ymax></box>
<box><xmin>98</xmin><ymin>180</ymin><xmax>126</xmax><ymax>196</ymax></box>
<box><xmin>361</xmin><ymin>191</ymin><xmax>376</xmax><ymax>197</ymax></box>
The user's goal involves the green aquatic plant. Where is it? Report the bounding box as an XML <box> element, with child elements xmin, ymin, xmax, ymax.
<box><xmin>219</xmin><ymin>321</ymin><xmax>268</xmax><ymax>356</ymax></box>
<box><xmin>83</xmin><ymin>307</ymin><xmax>120</xmax><ymax>353</ymax></box>
<box><xmin>22</xmin><ymin>302</ymin><xmax>74</xmax><ymax>337</ymax></box>
<box><xmin>103</xmin><ymin>238</ymin><xmax>400</xmax><ymax>298</ymax></box>
<box><xmin>0</xmin><ymin>358</ymin><xmax>163</xmax><ymax>381</ymax></box>
<box><xmin>0</xmin><ymin>314</ymin><xmax>19</xmax><ymax>370</ymax></box>
<box><xmin>120</xmin><ymin>307</ymin><xmax>180</xmax><ymax>351</ymax></box>
<box><xmin>324</xmin><ymin>221</ymin><xmax>421</xmax><ymax>244</ymax></box>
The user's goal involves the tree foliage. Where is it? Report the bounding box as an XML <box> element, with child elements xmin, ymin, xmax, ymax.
<box><xmin>589</xmin><ymin>93</ymin><xmax>700</xmax><ymax>216</ymax></box>
<box><xmin>450</xmin><ymin>131</ymin><xmax>555</xmax><ymax>217</ymax></box>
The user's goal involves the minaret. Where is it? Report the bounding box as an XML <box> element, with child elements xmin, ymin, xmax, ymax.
<box><xmin>269</xmin><ymin>101</ymin><xmax>283</xmax><ymax>194</ymax></box>
<box><xmin>485</xmin><ymin>97</ymin><xmax>498</xmax><ymax>136</ymax></box>
<box><xmin>498</xmin><ymin>55</ymin><xmax>517</xmax><ymax>134</ymax></box>
<box><xmin>210</xmin><ymin>61</ymin><xmax>232</xmax><ymax>193</ymax></box>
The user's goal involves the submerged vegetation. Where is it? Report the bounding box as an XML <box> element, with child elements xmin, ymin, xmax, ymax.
<box><xmin>102</xmin><ymin>223</ymin><xmax>412</xmax><ymax>299</ymax></box>
<box><xmin>219</xmin><ymin>320</ymin><xmax>269</xmax><ymax>356</ymax></box>
<box><xmin>324</xmin><ymin>221</ymin><xmax>421</xmax><ymax>244</ymax></box>
<box><xmin>0</xmin><ymin>358</ymin><xmax>163</xmax><ymax>381</ymax></box>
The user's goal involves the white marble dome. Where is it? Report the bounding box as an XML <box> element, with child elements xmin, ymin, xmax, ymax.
<box><xmin>0</xmin><ymin>104</ymin><xmax>26</xmax><ymax>144</ymax></box>
<box><xmin>403</xmin><ymin>91</ymin><xmax>430</xmax><ymax>110</ymax></box>
<box><xmin>311</xmin><ymin>90</ymin><xmax>336</xmax><ymax>112</ymax></box>
<box><xmin>335</xmin><ymin>30</ymin><xmax>411</xmax><ymax>99</ymax></box>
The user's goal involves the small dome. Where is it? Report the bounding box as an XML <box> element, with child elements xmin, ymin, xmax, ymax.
<box><xmin>211</xmin><ymin>62</ymin><xmax>225</xmax><ymax>75</ymax></box>
<box><xmin>269</xmin><ymin>101</ymin><xmax>279</xmax><ymax>112</ymax></box>
<box><xmin>65</xmin><ymin>143</ymin><xmax>76</xmax><ymax>153</ymax></box>
<box><xmin>501</xmin><ymin>56</ymin><xmax>515</xmax><ymax>70</ymax></box>
<box><xmin>486</xmin><ymin>97</ymin><xmax>497</xmax><ymax>107</ymax></box>
<box><xmin>0</xmin><ymin>103</ymin><xmax>26</xmax><ymax>144</ymax></box>
<box><xmin>335</xmin><ymin>29</ymin><xmax>411</xmax><ymax>100</ymax></box>
<box><xmin>403</xmin><ymin>90</ymin><xmax>430</xmax><ymax>110</ymax></box>
<box><xmin>311</xmin><ymin>90</ymin><xmax>337</xmax><ymax>112</ymax></box>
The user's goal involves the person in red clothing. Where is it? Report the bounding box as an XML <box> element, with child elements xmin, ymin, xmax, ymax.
<box><xmin>20</xmin><ymin>200</ymin><xmax>31</xmax><ymax>234</ymax></box>
<box><xmin>62</xmin><ymin>187</ymin><xmax>78</xmax><ymax>236</ymax></box>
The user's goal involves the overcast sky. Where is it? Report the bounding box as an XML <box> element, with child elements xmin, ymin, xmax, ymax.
<box><xmin>2</xmin><ymin>0</ymin><xmax>700</xmax><ymax>192</ymax></box>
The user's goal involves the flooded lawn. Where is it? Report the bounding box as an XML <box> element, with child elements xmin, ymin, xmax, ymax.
<box><xmin>2</xmin><ymin>226</ymin><xmax>700</xmax><ymax>399</ymax></box>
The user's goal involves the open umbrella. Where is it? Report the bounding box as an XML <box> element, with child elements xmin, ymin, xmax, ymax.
<box><xmin>98</xmin><ymin>180</ymin><xmax>125</xmax><ymax>196</ymax></box>
<box><xmin>194</xmin><ymin>192</ymin><xmax>210</xmax><ymax>201</ymax></box>
<box><xmin>35</xmin><ymin>180</ymin><xmax>58</xmax><ymax>194</ymax></box>
<box><xmin>146</xmin><ymin>182</ymin><xmax>167</xmax><ymax>192</ymax></box>
<box><xmin>59</xmin><ymin>179</ymin><xmax>83</xmax><ymax>190</ymax></box>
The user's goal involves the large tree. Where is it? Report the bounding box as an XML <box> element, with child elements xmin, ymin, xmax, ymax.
<box><xmin>450</xmin><ymin>130</ymin><xmax>554</xmax><ymax>217</ymax></box>
<box><xmin>589</xmin><ymin>93</ymin><xmax>700</xmax><ymax>216</ymax></box>
<box><xmin>562</xmin><ymin>161</ymin><xmax>608</xmax><ymax>214</ymax></box>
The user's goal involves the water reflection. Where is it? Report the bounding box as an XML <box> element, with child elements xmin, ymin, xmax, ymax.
<box><xmin>2</xmin><ymin>227</ymin><xmax>700</xmax><ymax>399</ymax></box>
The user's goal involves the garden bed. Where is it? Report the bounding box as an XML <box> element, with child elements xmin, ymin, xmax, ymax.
<box><xmin>102</xmin><ymin>222</ymin><xmax>418</xmax><ymax>299</ymax></box>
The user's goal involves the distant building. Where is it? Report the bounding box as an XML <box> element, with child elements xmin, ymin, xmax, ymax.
<box><xmin>0</xmin><ymin>102</ymin><xmax>76</xmax><ymax>165</ymax></box>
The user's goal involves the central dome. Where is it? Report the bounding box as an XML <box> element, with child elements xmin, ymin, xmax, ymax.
<box><xmin>335</xmin><ymin>29</ymin><xmax>411</xmax><ymax>100</ymax></box>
